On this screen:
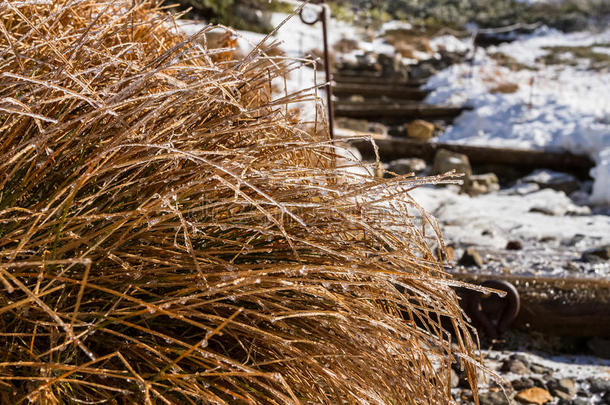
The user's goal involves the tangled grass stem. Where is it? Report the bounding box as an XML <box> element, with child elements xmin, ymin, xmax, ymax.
<box><xmin>0</xmin><ymin>0</ymin><xmax>480</xmax><ymax>403</ymax></box>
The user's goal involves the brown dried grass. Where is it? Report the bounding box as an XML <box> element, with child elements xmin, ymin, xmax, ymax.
<box><xmin>0</xmin><ymin>1</ymin><xmax>479</xmax><ymax>403</ymax></box>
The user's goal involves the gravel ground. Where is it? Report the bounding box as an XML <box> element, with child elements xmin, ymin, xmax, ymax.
<box><xmin>454</xmin><ymin>344</ymin><xmax>610</xmax><ymax>404</ymax></box>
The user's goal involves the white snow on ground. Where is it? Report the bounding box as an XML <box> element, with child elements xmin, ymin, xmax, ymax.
<box><xmin>426</xmin><ymin>27</ymin><xmax>610</xmax><ymax>205</ymax></box>
<box><xmin>483</xmin><ymin>350</ymin><xmax>610</xmax><ymax>380</ymax></box>
<box><xmin>179</xmin><ymin>16</ymin><xmax>610</xmax><ymax>204</ymax></box>
<box><xmin>411</xmin><ymin>185</ymin><xmax>610</xmax><ymax>250</ymax></box>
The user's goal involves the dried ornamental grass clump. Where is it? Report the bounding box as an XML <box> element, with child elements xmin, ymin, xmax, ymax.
<box><xmin>0</xmin><ymin>0</ymin><xmax>479</xmax><ymax>403</ymax></box>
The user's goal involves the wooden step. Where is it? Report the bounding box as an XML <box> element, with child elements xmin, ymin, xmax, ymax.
<box><xmin>334</xmin><ymin>102</ymin><xmax>469</xmax><ymax>123</ymax></box>
<box><xmin>333</xmin><ymin>82</ymin><xmax>430</xmax><ymax>101</ymax></box>
<box><xmin>348</xmin><ymin>136</ymin><xmax>594</xmax><ymax>178</ymax></box>
<box><xmin>334</xmin><ymin>72</ymin><xmax>428</xmax><ymax>87</ymax></box>
<box><xmin>453</xmin><ymin>273</ymin><xmax>610</xmax><ymax>338</ymax></box>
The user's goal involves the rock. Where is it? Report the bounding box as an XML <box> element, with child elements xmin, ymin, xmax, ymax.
<box><xmin>490</xmin><ymin>82</ymin><xmax>519</xmax><ymax>94</ymax></box>
<box><xmin>515</xmin><ymin>387</ymin><xmax>553</xmax><ymax>404</ymax></box>
<box><xmin>569</xmin><ymin>190</ymin><xmax>590</xmax><ymax>206</ymax></box>
<box><xmin>530</xmin><ymin>377</ymin><xmax>549</xmax><ymax>390</ymax></box>
<box><xmin>457</xmin><ymin>367</ymin><xmax>487</xmax><ymax>389</ymax></box>
<box><xmin>581</xmin><ymin>245</ymin><xmax>610</xmax><ymax>263</ymax></box>
<box><xmin>528</xmin><ymin>206</ymin><xmax>556</xmax><ymax>216</ymax></box>
<box><xmin>587</xmin><ymin>337</ymin><xmax>610</xmax><ymax>359</ymax></box>
<box><xmin>335</xmin><ymin>117</ymin><xmax>370</xmax><ymax>133</ymax></box>
<box><xmin>458</xmin><ymin>247</ymin><xmax>483</xmax><ymax>268</ymax></box>
<box><xmin>510</xmin><ymin>182</ymin><xmax>540</xmax><ymax>196</ymax></box>
<box><xmin>432</xmin><ymin>149</ymin><xmax>472</xmax><ymax>186</ymax></box>
<box><xmin>529</xmin><ymin>364</ymin><xmax>552</xmax><ymax>375</ymax></box>
<box><xmin>459</xmin><ymin>389</ymin><xmax>473</xmax><ymax>402</ymax></box>
<box><xmin>588</xmin><ymin>377</ymin><xmax>610</xmax><ymax>393</ymax></box>
<box><xmin>410</xmin><ymin>62</ymin><xmax>436</xmax><ymax>79</ymax></box>
<box><xmin>561</xmin><ymin>234</ymin><xmax>586</xmax><ymax>247</ymax></box>
<box><xmin>479</xmin><ymin>391</ymin><xmax>511</xmax><ymax>405</ymax></box>
<box><xmin>552</xmin><ymin>390</ymin><xmax>573</xmax><ymax>401</ymax></box>
<box><xmin>506</xmin><ymin>240</ymin><xmax>523</xmax><ymax>250</ymax></box>
<box><xmin>512</xmin><ymin>378</ymin><xmax>535</xmax><ymax>391</ymax></box>
<box><xmin>388</xmin><ymin>125</ymin><xmax>405</xmax><ymax>137</ymax></box>
<box><xmin>548</xmin><ymin>378</ymin><xmax>576</xmax><ymax>400</ymax></box>
<box><xmin>557</xmin><ymin>379</ymin><xmax>576</xmax><ymax>396</ymax></box>
<box><xmin>522</xmin><ymin>170</ymin><xmax>581</xmax><ymax>195</ymax></box>
<box><xmin>406</xmin><ymin>119</ymin><xmax>435</xmax><ymax>141</ymax></box>
<box><xmin>367</xmin><ymin>122</ymin><xmax>388</xmax><ymax>136</ymax></box>
<box><xmin>377</xmin><ymin>53</ymin><xmax>408</xmax><ymax>80</ymax></box>
<box><xmin>467</xmin><ymin>181</ymin><xmax>489</xmax><ymax>196</ymax></box>
<box><xmin>467</xmin><ymin>173</ymin><xmax>500</xmax><ymax>196</ymax></box>
<box><xmin>568</xmin><ymin>399</ymin><xmax>591</xmax><ymax>405</ymax></box>
<box><xmin>450</xmin><ymin>369</ymin><xmax>460</xmax><ymax>388</ymax></box>
<box><xmin>509</xmin><ymin>354</ymin><xmax>531</xmax><ymax>369</ymax></box>
<box><xmin>349</xmin><ymin>95</ymin><xmax>365</xmax><ymax>103</ymax></box>
<box><xmin>387</xmin><ymin>158</ymin><xmax>426</xmax><ymax>175</ymax></box>
<box><xmin>444</xmin><ymin>246</ymin><xmax>455</xmax><ymax>262</ymax></box>
<box><xmin>501</xmin><ymin>359</ymin><xmax>530</xmax><ymax>375</ymax></box>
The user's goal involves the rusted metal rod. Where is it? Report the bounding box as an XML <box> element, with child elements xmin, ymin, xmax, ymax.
<box><xmin>299</xmin><ymin>2</ymin><xmax>334</xmax><ymax>139</ymax></box>
<box><xmin>320</xmin><ymin>4</ymin><xmax>334</xmax><ymax>139</ymax></box>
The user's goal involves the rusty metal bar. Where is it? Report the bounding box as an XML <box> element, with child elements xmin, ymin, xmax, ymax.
<box><xmin>299</xmin><ymin>2</ymin><xmax>334</xmax><ymax>139</ymax></box>
<box><xmin>320</xmin><ymin>4</ymin><xmax>334</xmax><ymax>140</ymax></box>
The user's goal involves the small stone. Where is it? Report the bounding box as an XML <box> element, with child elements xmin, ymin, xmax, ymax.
<box><xmin>530</xmin><ymin>377</ymin><xmax>549</xmax><ymax>390</ymax></box>
<box><xmin>530</xmin><ymin>364</ymin><xmax>553</xmax><ymax>375</ymax></box>
<box><xmin>581</xmin><ymin>245</ymin><xmax>610</xmax><ymax>263</ymax></box>
<box><xmin>406</xmin><ymin>119</ymin><xmax>435</xmax><ymax>140</ymax></box>
<box><xmin>512</xmin><ymin>378</ymin><xmax>535</xmax><ymax>391</ymax></box>
<box><xmin>388</xmin><ymin>125</ymin><xmax>405</xmax><ymax>137</ymax></box>
<box><xmin>432</xmin><ymin>149</ymin><xmax>472</xmax><ymax>179</ymax></box>
<box><xmin>450</xmin><ymin>369</ymin><xmax>460</xmax><ymax>388</ymax></box>
<box><xmin>562</xmin><ymin>234</ymin><xmax>586</xmax><ymax>247</ymax></box>
<box><xmin>522</xmin><ymin>169</ymin><xmax>581</xmax><ymax>195</ymax></box>
<box><xmin>556</xmin><ymin>378</ymin><xmax>576</xmax><ymax>397</ymax></box>
<box><xmin>506</xmin><ymin>240</ymin><xmax>523</xmax><ymax>250</ymax></box>
<box><xmin>553</xmin><ymin>390</ymin><xmax>572</xmax><ymax>401</ymax></box>
<box><xmin>458</xmin><ymin>247</ymin><xmax>484</xmax><ymax>268</ymax></box>
<box><xmin>387</xmin><ymin>158</ymin><xmax>426</xmax><ymax>175</ymax></box>
<box><xmin>460</xmin><ymin>389</ymin><xmax>473</xmax><ymax>401</ymax></box>
<box><xmin>468</xmin><ymin>181</ymin><xmax>489</xmax><ymax>196</ymax></box>
<box><xmin>335</xmin><ymin>117</ymin><xmax>370</xmax><ymax>133</ymax></box>
<box><xmin>529</xmin><ymin>206</ymin><xmax>556</xmax><ymax>216</ymax></box>
<box><xmin>467</xmin><ymin>173</ymin><xmax>500</xmax><ymax>196</ymax></box>
<box><xmin>367</xmin><ymin>122</ymin><xmax>388</xmax><ymax>135</ymax></box>
<box><xmin>444</xmin><ymin>246</ymin><xmax>455</xmax><ymax>262</ymax></box>
<box><xmin>515</xmin><ymin>387</ymin><xmax>553</xmax><ymax>404</ymax></box>
<box><xmin>588</xmin><ymin>377</ymin><xmax>610</xmax><ymax>393</ymax></box>
<box><xmin>509</xmin><ymin>354</ymin><xmax>531</xmax><ymax>367</ymax></box>
<box><xmin>479</xmin><ymin>391</ymin><xmax>511</xmax><ymax>405</ymax></box>
<box><xmin>501</xmin><ymin>359</ymin><xmax>530</xmax><ymax>375</ymax></box>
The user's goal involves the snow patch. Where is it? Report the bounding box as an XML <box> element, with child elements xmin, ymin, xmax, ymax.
<box><xmin>426</xmin><ymin>27</ymin><xmax>610</xmax><ymax>205</ymax></box>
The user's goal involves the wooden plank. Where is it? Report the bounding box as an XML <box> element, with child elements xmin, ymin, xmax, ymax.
<box><xmin>333</xmin><ymin>82</ymin><xmax>430</xmax><ymax>101</ymax></box>
<box><xmin>334</xmin><ymin>103</ymin><xmax>468</xmax><ymax>122</ymax></box>
<box><xmin>334</xmin><ymin>72</ymin><xmax>427</xmax><ymax>87</ymax></box>
<box><xmin>349</xmin><ymin>137</ymin><xmax>594</xmax><ymax>178</ymax></box>
<box><xmin>452</xmin><ymin>273</ymin><xmax>610</xmax><ymax>337</ymax></box>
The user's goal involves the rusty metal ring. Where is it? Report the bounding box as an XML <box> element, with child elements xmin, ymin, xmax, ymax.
<box><xmin>299</xmin><ymin>5</ymin><xmax>322</xmax><ymax>25</ymax></box>
<box><xmin>469</xmin><ymin>279</ymin><xmax>520</xmax><ymax>338</ymax></box>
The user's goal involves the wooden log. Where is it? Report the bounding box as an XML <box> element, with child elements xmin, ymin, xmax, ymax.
<box><xmin>334</xmin><ymin>103</ymin><xmax>468</xmax><ymax>123</ymax></box>
<box><xmin>452</xmin><ymin>273</ymin><xmax>610</xmax><ymax>338</ymax></box>
<box><xmin>333</xmin><ymin>82</ymin><xmax>430</xmax><ymax>101</ymax></box>
<box><xmin>334</xmin><ymin>72</ymin><xmax>427</xmax><ymax>87</ymax></box>
<box><xmin>349</xmin><ymin>137</ymin><xmax>594</xmax><ymax>178</ymax></box>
